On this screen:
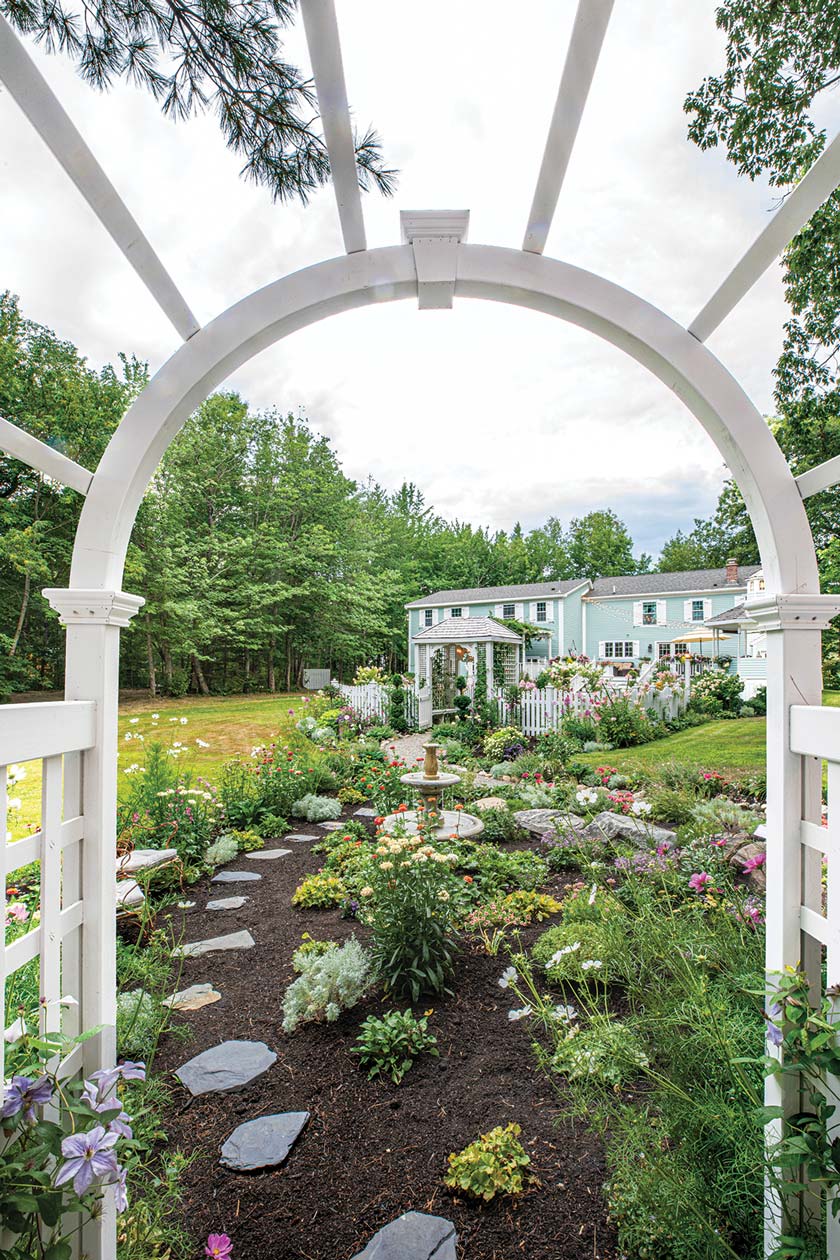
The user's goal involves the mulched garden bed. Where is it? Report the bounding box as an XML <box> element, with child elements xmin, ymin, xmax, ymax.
<box><xmin>153</xmin><ymin>813</ymin><xmax>618</xmax><ymax>1259</ymax></box>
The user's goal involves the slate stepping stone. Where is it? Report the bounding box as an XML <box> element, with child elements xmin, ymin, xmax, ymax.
<box><xmin>206</xmin><ymin>896</ymin><xmax>249</xmax><ymax>911</ymax></box>
<box><xmin>350</xmin><ymin>1211</ymin><xmax>457</xmax><ymax>1260</ymax></box>
<box><xmin>286</xmin><ymin>833</ymin><xmax>315</xmax><ymax>843</ymax></box>
<box><xmin>353</xmin><ymin>808</ymin><xmax>376</xmax><ymax>817</ymax></box>
<box><xmin>219</xmin><ymin>1111</ymin><xmax>309</xmax><ymax>1172</ymax></box>
<box><xmin>246</xmin><ymin>848</ymin><xmax>292</xmax><ymax>860</ymax></box>
<box><xmin>212</xmin><ymin>870</ymin><xmax>262</xmax><ymax>883</ymax></box>
<box><xmin>164</xmin><ymin>982</ymin><xmax>221</xmax><ymax>1012</ymax></box>
<box><xmin>318</xmin><ymin>820</ymin><xmax>344</xmax><ymax>830</ymax></box>
<box><xmin>175</xmin><ymin>1039</ymin><xmax>277</xmax><ymax>1096</ymax></box>
<box><xmin>175</xmin><ymin>930</ymin><xmax>255</xmax><ymax>958</ymax></box>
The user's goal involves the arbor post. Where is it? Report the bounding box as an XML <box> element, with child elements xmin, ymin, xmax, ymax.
<box><xmin>747</xmin><ymin>594</ymin><xmax>840</xmax><ymax>1253</ymax></box>
<box><xmin>44</xmin><ymin>588</ymin><xmax>144</xmax><ymax>1260</ymax></box>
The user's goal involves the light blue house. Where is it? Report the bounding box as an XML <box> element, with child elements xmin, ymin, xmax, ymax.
<box><xmin>406</xmin><ymin>563</ymin><xmax>764</xmax><ymax>684</ymax></box>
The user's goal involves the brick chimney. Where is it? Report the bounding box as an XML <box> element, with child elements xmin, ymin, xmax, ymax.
<box><xmin>725</xmin><ymin>557</ymin><xmax>739</xmax><ymax>585</ymax></box>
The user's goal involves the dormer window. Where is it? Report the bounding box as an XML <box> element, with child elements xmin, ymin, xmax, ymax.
<box><xmin>451</xmin><ymin>607</ymin><xmax>462</xmax><ymax>618</ymax></box>
<box><xmin>424</xmin><ymin>609</ymin><xmax>433</xmax><ymax>627</ymax></box>
<box><xmin>502</xmin><ymin>602</ymin><xmax>515</xmax><ymax>619</ymax></box>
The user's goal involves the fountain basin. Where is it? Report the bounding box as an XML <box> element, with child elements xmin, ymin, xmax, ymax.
<box><xmin>380</xmin><ymin>808</ymin><xmax>484</xmax><ymax>840</ymax></box>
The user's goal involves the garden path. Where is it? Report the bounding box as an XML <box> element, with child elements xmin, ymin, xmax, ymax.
<box><xmin>381</xmin><ymin>729</ymin><xmax>429</xmax><ymax>767</ymax></box>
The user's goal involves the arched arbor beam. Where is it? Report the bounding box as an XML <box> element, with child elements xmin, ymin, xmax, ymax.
<box><xmin>69</xmin><ymin>243</ymin><xmax>818</xmax><ymax>598</ymax></box>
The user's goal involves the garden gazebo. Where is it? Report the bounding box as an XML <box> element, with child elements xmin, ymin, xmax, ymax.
<box><xmin>413</xmin><ymin>616</ymin><xmax>524</xmax><ymax>717</ymax></box>
<box><xmin>3</xmin><ymin>1</ymin><xmax>840</xmax><ymax>1254</ymax></box>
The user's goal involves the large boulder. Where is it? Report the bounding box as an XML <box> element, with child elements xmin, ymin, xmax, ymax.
<box><xmin>581</xmin><ymin>811</ymin><xmax>676</xmax><ymax>845</ymax></box>
<box><xmin>514</xmin><ymin>809</ymin><xmax>584</xmax><ymax>837</ymax></box>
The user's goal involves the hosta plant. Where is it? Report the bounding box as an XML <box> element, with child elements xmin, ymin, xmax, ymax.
<box><xmin>351</xmin><ymin>1009</ymin><xmax>439</xmax><ymax>1084</ymax></box>
<box><xmin>445</xmin><ymin>1123</ymin><xmax>531</xmax><ymax>1201</ymax></box>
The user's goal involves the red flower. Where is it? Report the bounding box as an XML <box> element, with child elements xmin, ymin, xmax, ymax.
<box><xmin>374</xmin><ymin>816</ymin><xmax>385</xmax><ymax>825</ymax></box>
<box><xmin>463</xmin><ymin>875</ymin><xmax>474</xmax><ymax>884</ymax></box>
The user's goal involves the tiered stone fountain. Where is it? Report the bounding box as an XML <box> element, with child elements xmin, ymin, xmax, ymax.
<box><xmin>381</xmin><ymin>741</ymin><xmax>484</xmax><ymax>840</ymax></box>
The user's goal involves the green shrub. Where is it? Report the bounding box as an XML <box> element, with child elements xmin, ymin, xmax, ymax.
<box><xmin>291</xmin><ymin>871</ymin><xmax>347</xmax><ymax>909</ymax></box>
<box><xmin>549</xmin><ymin>1017</ymin><xmax>649</xmax><ymax>1087</ymax></box>
<box><xmin>471</xmin><ymin>845</ymin><xmax>548</xmax><ymax>894</ymax></box>
<box><xmin>532</xmin><ymin>919</ymin><xmax>626</xmax><ymax>985</ymax></box>
<box><xmin>689</xmin><ymin>668</ymin><xmax>744</xmax><ymax>716</ymax></box>
<box><xmin>445</xmin><ymin>1123</ymin><xmax>531</xmax><ymax>1200</ymax></box>
<box><xmin>595</xmin><ymin>697</ymin><xmax>657</xmax><ymax>748</ymax></box>
<box><xmin>230</xmin><ymin>827</ymin><xmax>264</xmax><ymax>852</ymax></box>
<box><xmin>464</xmin><ymin>890</ymin><xmax>562</xmax><ymax>929</ymax></box>
<box><xmin>686</xmin><ymin>798</ymin><xmax>762</xmax><ymax>837</ymax></box>
<box><xmin>482</xmin><ymin>726</ymin><xmax>526</xmax><ymax>762</ymax></box>
<box><xmin>292</xmin><ymin>793</ymin><xmax>342</xmax><ymax>822</ymax></box>
<box><xmin>475</xmin><ymin>807</ymin><xmax>525</xmax><ymax>844</ymax></box>
<box><xmin>204</xmin><ymin>833</ymin><xmax>239</xmax><ymax>867</ymax></box>
<box><xmin>750</xmin><ymin>685</ymin><xmax>767</xmax><ymax>716</ymax></box>
<box><xmin>366</xmin><ymin>724</ymin><xmax>397</xmax><ymax>741</ymax></box>
<box><xmin>292</xmin><ymin>933</ymin><xmax>338</xmax><ymax>971</ymax></box>
<box><xmin>255</xmin><ymin>811</ymin><xmax>288</xmax><ymax>837</ymax></box>
<box><xmin>282</xmin><ymin>937</ymin><xmax>372</xmax><ymax>1032</ymax></box>
<box><xmin>647</xmin><ymin>786</ymin><xmax>697</xmax><ymax>827</ymax></box>
<box><xmin>352</xmin><ymin>1009</ymin><xmax>439</xmax><ymax>1084</ymax></box>
<box><xmin>337</xmin><ymin>785</ymin><xmax>368</xmax><ymax>806</ymax></box>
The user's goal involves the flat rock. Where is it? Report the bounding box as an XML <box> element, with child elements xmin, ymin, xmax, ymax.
<box><xmin>354</xmin><ymin>808</ymin><xmax>377</xmax><ymax>817</ymax></box>
<box><xmin>175</xmin><ymin>930</ymin><xmax>255</xmax><ymax>958</ymax></box>
<box><xmin>164</xmin><ymin>983</ymin><xmax>221</xmax><ymax>1012</ymax></box>
<box><xmin>754</xmin><ymin>823</ymin><xmax>767</xmax><ymax>840</ymax></box>
<box><xmin>117</xmin><ymin>847</ymin><xmax>178</xmax><ymax>874</ymax></box>
<box><xmin>581</xmin><ymin>811</ymin><xmax>676</xmax><ymax>845</ymax></box>
<box><xmin>318</xmin><ymin>820</ymin><xmax>344</xmax><ymax>830</ymax></box>
<box><xmin>206</xmin><ymin>896</ymin><xmax>249</xmax><ymax>911</ymax></box>
<box><xmin>211</xmin><ymin>870</ymin><xmax>261</xmax><ymax>883</ymax></box>
<box><xmin>514</xmin><ymin>808</ymin><xmax>584</xmax><ymax>837</ymax></box>
<box><xmin>116</xmin><ymin>880</ymin><xmax>145</xmax><ymax>909</ymax></box>
<box><xmin>219</xmin><ymin>1111</ymin><xmax>309</xmax><ymax>1172</ymax></box>
<box><xmin>286</xmin><ymin>833</ymin><xmax>316</xmax><ymax>843</ymax></box>
<box><xmin>246</xmin><ymin>848</ymin><xmax>292</xmax><ymax>860</ymax></box>
<box><xmin>473</xmin><ymin>796</ymin><xmax>509</xmax><ymax>811</ymax></box>
<box><xmin>175</xmin><ymin>1039</ymin><xmax>276</xmax><ymax>1096</ymax></box>
<box><xmin>349</xmin><ymin>1211</ymin><xmax>458</xmax><ymax>1260</ymax></box>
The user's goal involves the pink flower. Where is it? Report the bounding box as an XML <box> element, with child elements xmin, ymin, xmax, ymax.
<box><xmin>742</xmin><ymin>852</ymin><xmax>766</xmax><ymax>874</ymax></box>
<box><xmin>205</xmin><ymin>1236</ymin><xmax>233</xmax><ymax>1260</ymax></box>
<box><xmin>688</xmin><ymin>872</ymin><xmax>712</xmax><ymax>893</ymax></box>
<box><xmin>6</xmin><ymin>903</ymin><xmax>29</xmax><ymax>924</ymax></box>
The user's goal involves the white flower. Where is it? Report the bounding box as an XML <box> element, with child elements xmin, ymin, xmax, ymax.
<box><xmin>8</xmin><ymin>764</ymin><xmax>26</xmax><ymax>785</ymax></box>
<box><xmin>360</xmin><ymin>886</ymin><xmax>373</xmax><ymax>898</ymax></box>
<box><xmin>129</xmin><ymin>717</ymin><xmax>140</xmax><ymax>725</ymax></box>
<box><xmin>507</xmin><ymin>1007</ymin><xmax>532</xmax><ymax>1022</ymax></box>
<box><xmin>196</xmin><ymin>739</ymin><xmax>209</xmax><ymax>748</ymax></box>
<box><xmin>498</xmin><ymin>966</ymin><xmax>518</xmax><ymax>989</ymax></box>
<box><xmin>575</xmin><ymin>787</ymin><xmax>599</xmax><ymax>806</ymax></box>
<box><xmin>551</xmin><ymin>1004</ymin><xmax>578</xmax><ymax>1023</ymax></box>
<box><xmin>380</xmin><ymin>860</ymin><xmax>394</xmax><ymax>871</ymax></box>
<box><xmin>581</xmin><ymin>959</ymin><xmax>603</xmax><ymax>971</ymax></box>
<box><xmin>152</xmin><ymin>713</ymin><xmax>159</xmax><ymax>719</ymax></box>
<box><xmin>631</xmin><ymin>800</ymin><xmax>652</xmax><ymax>817</ymax></box>
<box><xmin>179</xmin><ymin>717</ymin><xmax>188</xmax><ymax>725</ymax></box>
<box><xmin>4</xmin><ymin>1017</ymin><xmax>26</xmax><ymax>1043</ymax></box>
<box><xmin>547</xmin><ymin>942</ymin><xmax>581</xmax><ymax>967</ymax></box>
<box><xmin>588</xmin><ymin>883</ymin><xmax>598</xmax><ymax>906</ymax></box>
<box><xmin>7</xmin><ymin>798</ymin><xmax>21</xmax><ymax>811</ymax></box>
<box><xmin>437</xmin><ymin>889</ymin><xmax>450</xmax><ymax>902</ymax></box>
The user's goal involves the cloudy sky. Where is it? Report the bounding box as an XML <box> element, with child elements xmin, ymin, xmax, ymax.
<box><xmin>1</xmin><ymin>1</ymin><xmax>831</xmax><ymax>557</ymax></box>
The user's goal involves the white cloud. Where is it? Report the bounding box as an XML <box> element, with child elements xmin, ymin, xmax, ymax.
<box><xmin>0</xmin><ymin>0</ymin><xmax>804</xmax><ymax>555</ymax></box>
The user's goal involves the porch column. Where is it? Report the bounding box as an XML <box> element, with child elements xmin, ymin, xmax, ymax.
<box><xmin>44</xmin><ymin>587</ymin><xmax>144</xmax><ymax>1260</ymax></box>
<box><xmin>484</xmin><ymin>640</ymin><xmax>494</xmax><ymax>699</ymax></box>
<box><xmin>747</xmin><ymin>593</ymin><xmax>840</xmax><ymax>1253</ymax></box>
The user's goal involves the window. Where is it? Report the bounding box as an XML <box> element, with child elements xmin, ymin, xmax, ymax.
<box><xmin>502</xmin><ymin>602</ymin><xmax>515</xmax><ymax>619</ymax></box>
<box><xmin>424</xmin><ymin>609</ymin><xmax>433</xmax><ymax>627</ymax></box>
<box><xmin>691</xmin><ymin>599</ymin><xmax>705</xmax><ymax>622</ymax></box>
<box><xmin>603</xmin><ymin>641</ymin><xmax>636</xmax><ymax>659</ymax></box>
<box><xmin>642</xmin><ymin>600</ymin><xmax>657</xmax><ymax>625</ymax></box>
<box><xmin>536</xmin><ymin>600</ymin><xmax>547</xmax><ymax>622</ymax></box>
<box><xmin>451</xmin><ymin>607</ymin><xmax>462</xmax><ymax>618</ymax></box>
<box><xmin>674</xmin><ymin>641</ymin><xmax>688</xmax><ymax>655</ymax></box>
<box><xmin>658</xmin><ymin>642</ymin><xmax>672</xmax><ymax>659</ymax></box>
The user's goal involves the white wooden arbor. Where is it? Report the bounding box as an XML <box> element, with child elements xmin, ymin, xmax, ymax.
<box><xmin>4</xmin><ymin>1</ymin><xmax>840</xmax><ymax>1254</ymax></box>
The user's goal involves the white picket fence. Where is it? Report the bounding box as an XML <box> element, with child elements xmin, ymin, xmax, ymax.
<box><xmin>337</xmin><ymin>681</ymin><xmax>419</xmax><ymax>729</ymax></box>
<box><xmin>491</xmin><ymin>675</ymin><xmax>690</xmax><ymax>737</ymax></box>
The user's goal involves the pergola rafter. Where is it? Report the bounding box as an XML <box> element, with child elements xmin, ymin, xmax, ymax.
<box><xmin>689</xmin><ymin>130</ymin><xmax>840</xmax><ymax>343</ymax></box>
<box><xmin>0</xmin><ymin>14</ymin><xmax>200</xmax><ymax>342</ymax></box>
<box><xmin>522</xmin><ymin>0</ymin><xmax>614</xmax><ymax>255</ymax></box>
<box><xmin>299</xmin><ymin>0</ymin><xmax>367</xmax><ymax>254</ymax></box>
<box><xmin>0</xmin><ymin>414</ymin><xmax>93</xmax><ymax>494</ymax></box>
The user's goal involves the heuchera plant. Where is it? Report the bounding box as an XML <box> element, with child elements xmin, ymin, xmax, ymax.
<box><xmin>0</xmin><ymin>1001</ymin><xmax>143</xmax><ymax>1259</ymax></box>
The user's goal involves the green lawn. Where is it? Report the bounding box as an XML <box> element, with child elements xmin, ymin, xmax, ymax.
<box><xmin>8</xmin><ymin>692</ymin><xmax>306</xmax><ymax>839</ymax></box>
<box><xmin>576</xmin><ymin>717</ymin><xmax>767</xmax><ymax>776</ymax></box>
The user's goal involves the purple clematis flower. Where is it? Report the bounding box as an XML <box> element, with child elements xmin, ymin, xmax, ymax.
<box><xmin>118</xmin><ymin>1061</ymin><xmax>146</xmax><ymax>1082</ymax></box>
<box><xmin>55</xmin><ymin>1125</ymin><xmax>120</xmax><ymax>1196</ymax></box>
<box><xmin>766</xmin><ymin>1002</ymin><xmax>784</xmax><ymax>1048</ymax></box>
<box><xmin>2</xmin><ymin>1075</ymin><xmax>54</xmax><ymax>1123</ymax></box>
<box><xmin>110</xmin><ymin>1165</ymin><xmax>129</xmax><ymax>1212</ymax></box>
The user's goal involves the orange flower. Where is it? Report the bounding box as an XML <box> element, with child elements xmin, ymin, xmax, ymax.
<box><xmin>374</xmin><ymin>816</ymin><xmax>385</xmax><ymax>825</ymax></box>
<box><xmin>463</xmin><ymin>875</ymin><xmax>474</xmax><ymax>884</ymax></box>
<box><xmin>397</xmin><ymin>803</ymin><xmax>408</xmax><ymax>813</ymax></box>
<box><xmin>455</xmin><ymin>804</ymin><xmax>464</xmax><ymax>812</ymax></box>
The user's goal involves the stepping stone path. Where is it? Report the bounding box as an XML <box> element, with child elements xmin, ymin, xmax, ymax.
<box><xmin>354</xmin><ymin>807</ymin><xmax>377</xmax><ymax>817</ymax></box>
<box><xmin>212</xmin><ymin>870</ymin><xmax>261</xmax><ymax>883</ymax></box>
<box><xmin>164</xmin><ymin>983</ymin><xmax>221</xmax><ymax>1012</ymax></box>
<box><xmin>350</xmin><ymin>1211</ymin><xmax>458</xmax><ymax>1260</ymax></box>
<box><xmin>286</xmin><ymin>833</ymin><xmax>316</xmax><ymax>844</ymax></box>
<box><xmin>514</xmin><ymin>808</ymin><xmax>584</xmax><ymax>837</ymax></box>
<box><xmin>246</xmin><ymin>848</ymin><xmax>292</xmax><ymax>860</ymax></box>
<box><xmin>176</xmin><ymin>1040</ymin><xmax>276</xmax><ymax>1096</ymax></box>
<box><xmin>318</xmin><ymin>820</ymin><xmax>344</xmax><ymax>830</ymax></box>
<box><xmin>219</xmin><ymin>1112</ymin><xmax>309</xmax><ymax>1171</ymax></box>
<box><xmin>206</xmin><ymin>896</ymin><xmax>249</xmax><ymax>911</ymax></box>
<box><xmin>176</xmin><ymin>930</ymin><xmax>255</xmax><ymax>958</ymax></box>
<box><xmin>118</xmin><ymin>847</ymin><xmax>178</xmax><ymax>874</ymax></box>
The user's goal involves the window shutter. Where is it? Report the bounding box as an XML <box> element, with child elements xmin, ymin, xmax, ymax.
<box><xmin>703</xmin><ymin>599</ymin><xmax>712</xmax><ymax>620</ymax></box>
<box><xmin>632</xmin><ymin>601</ymin><xmax>643</xmax><ymax>626</ymax></box>
<box><xmin>495</xmin><ymin>603</ymin><xmax>503</xmax><ymax>617</ymax></box>
<box><xmin>434</xmin><ymin>608</ymin><xmax>440</xmax><ymax>623</ymax></box>
<box><xmin>633</xmin><ymin>641</ymin><xmax>640</xmax><ymax>657</ymax></box>
<box><xmin>598</xmin><ymin>641</ymin><xmax>606</xmax><ymax>657</ymax></box>
<box><xmin>528</xmin><ymin>601</ymin><xmax>537</xmax><ymax>619</ymax></box>
<box><xmin>515</xmin><ymin>603</ymin><xmax>524</xmax><ymax>620</ymax></box>
<box><xmin>656</xmin><ymin>600</ymin><xmax>667</xmax><ymax>626</ymax></box>
<box><xmin>683</xmin><ymin>599</ymin><xmax>692</xmax><ymax>621</ymax></box>
<box><xmin>545</xmin><ymin>601</ymin><xmax>554</xmax><ymax>620</ymax></box>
